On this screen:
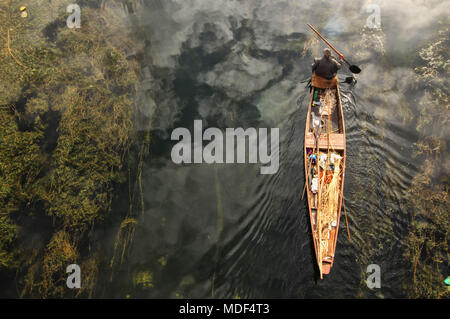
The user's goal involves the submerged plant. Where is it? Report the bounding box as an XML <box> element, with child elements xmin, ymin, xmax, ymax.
<box><xmin>0</xmin><ymin>2</ymin><xmax>145</xmax><ymax>297</ymax></box>
<box><xmin>403</xmin><ymin>24</ymin><xmax>449</xmax><ymax>299</ymax></box>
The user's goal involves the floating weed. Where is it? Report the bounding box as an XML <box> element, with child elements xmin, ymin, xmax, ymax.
<box><xmin>0</xmin><ymin>2</ymin><xmax>146</xmax><ymax>297</ymax></box>
<box><xmin>134</xmin><ymin>270</ymin><xmax>153</xmax><ymax>289</ymax></box>
<box><xmin>158</xmin><ymin>256</ymin><xmax>167</xmax><ymax>267</ymax></box>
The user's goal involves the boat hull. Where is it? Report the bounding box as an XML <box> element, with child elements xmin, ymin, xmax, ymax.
<box><xmin>304</xmin><ymin>84</ymin><xmax>346</xmax><ymax>278</ymax></box>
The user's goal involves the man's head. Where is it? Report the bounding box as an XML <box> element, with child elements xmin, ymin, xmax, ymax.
<box><xmin>323</xmin><ymin>48</ymin><xmax>332</xmax><ymax>58</ymax></box>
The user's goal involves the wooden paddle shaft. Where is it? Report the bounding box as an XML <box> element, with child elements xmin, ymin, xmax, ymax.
<box><xmin>306</xmin><ymin>24</ymin><xmax>350</xmax><ymax>66</ymax></box>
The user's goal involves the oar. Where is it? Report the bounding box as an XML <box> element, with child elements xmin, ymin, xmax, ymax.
<box><xmin>306</xmin><ymin>23</ymin><xmax>361</xmax><ymax>74</ymax></box>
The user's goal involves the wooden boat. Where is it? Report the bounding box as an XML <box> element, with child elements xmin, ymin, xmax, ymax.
<box><xmin>304</xmin><ymin>83</ymin><xmax>346</xmax><ymax>278</ymax></box>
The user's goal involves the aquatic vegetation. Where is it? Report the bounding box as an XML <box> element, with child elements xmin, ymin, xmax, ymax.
<box><xmin>0</xmin><ymin>2</ymin><xmax>143</xmax><ymax>297</ymax></box>
<box><xmin>158</xmin><ymin>256</ymin><xmax>167</xmax><ymax>266</ymax></box>
<box><xmin>134</xmin><ymin>270</ymin><xmax>154</xmax><ymax>289</ymax></box>
<box><xmin>76</xmin><ymin>253</ymin><xmax>101</xmax><ymax>298</ymax></box>
<box><xmin>405</xmin><ymin>159</ymin><xmax>449</xmax><ymax>298</ymax></box>
<box><xmin>0</xmin><ymin>216</ymin><xmax>18</xmax><ymax>268</ymax></box>
<box><xmin>404</xmin><ymin>25</ymin><xmax>449</xmax><ymax>299</ymax></box>
<box><xmin>110</xmin><ymin>217</ymin><xmax>138</xmax><ymax>270</ymax></box>
<box><xmin>0</xmin><ymin>0</ymin><xmax>448</xmax><ymax>299</ymax></box>
<box><xmin>0</xmin><ymin>106</ymin><xmax>46</xmax><ymax>272</ymax></box>
<box><xmin>39</xmin><ymin>231</ymin><xmax>78</xmax><ymax>298</ymax></box>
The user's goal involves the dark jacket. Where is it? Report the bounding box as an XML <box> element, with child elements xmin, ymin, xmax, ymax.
<box><xmin>312</xmin><ymin>56</ymin><xmax>341</xmax><ymax>80</ymax></box>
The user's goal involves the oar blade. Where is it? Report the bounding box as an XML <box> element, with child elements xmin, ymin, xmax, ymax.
<box><xmin>349</xmin><ymin>65</ymin><xmax>361</xmax><ymax>74</ymax></box>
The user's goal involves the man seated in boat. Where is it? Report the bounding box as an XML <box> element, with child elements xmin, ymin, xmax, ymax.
<box><xmin>311</xmin><ymin>48</ymin><xmax>342</xmax><ymax>89</ymax></box>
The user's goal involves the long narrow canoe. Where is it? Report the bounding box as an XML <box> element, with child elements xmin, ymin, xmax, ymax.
<box><xmin>304</xmin><ymin>84</ymin><xmax>346</xmax><ymax>278</ymax></box>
